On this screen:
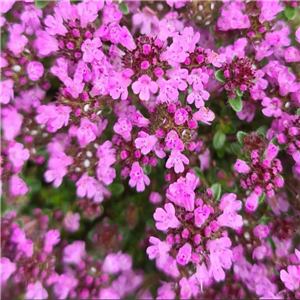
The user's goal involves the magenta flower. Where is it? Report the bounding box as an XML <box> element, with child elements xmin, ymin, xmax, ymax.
<box><xmin>176</xmin><ymin>243</ymin><xmax>192</xmax><ymax>265</ymax></box>
<box><xmin>166</xmin><ymin>149</ymin><xmax>189</xmax><ymax>173</ymax></box>
<box><xmin>280</xmin><ymin>266</ymin><xmax>300</xmax><ymax>291</ymax></box>
<box><xmin>129</xmin><ymin>162</ymin><xmax>150</xmax><ymax>192</ymax></box>
<box><xmin>193</xmin><ymin>107</ymin><xmax>215</xmax><ymax>125</ymax></box>
<box><xmin>10</xmin><ymin>175</ymin><xmax>28</xmax><ymax>196</ymax></box>
<box><xmin>187</xmin><ymin>89</ymin><xmax>210</xmax><ymax>109</ymax></box>
<box><xmin>261</xmin><ymin>97</ymin><xmax>282</xmax><ymax>118</ymax></box>
<box><xmin>0</xmin><ymin>79</ymin><xmax>14</xmax><ymax>104</ymax></box>
<box><xmin>153</xmin><ymin>203</ymin><xmax>180</xmax><ymax>231</ymax></box>
<box><xmin>146</xmin><ymin>236</ymin><xmax>171</xmax><ymax>261</ymax></box>
<box><xmin>135</xmin><ymin>131</ymin><xmax>158</xmax><ymax>155</ymax></box>
<box><xmin>0</xmin><ymin>257</ymin><xmax>16</xmax><ymax>285</ymax></box>
<box><xmin>132</xmin><ymin>75</ymin><xmax>158</xmax><ymax>101</ymax></box>
<box><xmin>165</xmin><ymin>130</ymin><xmax>183</xmax><ymax>150</ymax></box>
<box><xmin>285</xmin><ymin>47</ymin><xmax>300</xmax><ymax>63</ymax></box>
<box><xmin>63</xmin><ymin>241</ymin><xmax>86</xmax><ymax>265</ymax></box>
<box><xmin>76</xmin><ymin>173</ymin><xmax>98</xmax><ymax>199</ymax></box>
<box><xmin>8</xmin><ymin>142</ymin><xmax>30</xmax><ymax>168</ymax></box>
<box><xmin>44</xmin><ymin>13</ymin><xmax>67</xmax><ymax>36</ymax></box>
<box><xmin>234</xmin><ymin>159</ymin><xmax>251</xmax><ymax>174</ymax></box>
<box><xmin>113</xmin><ymin>117</ymin><xmax>133</xmax><ymax>141</ymax></box>
<box><xmin>25</xmin><ymin>281</ymin><xmax>48</xmax><ymax>300</ymax></box>
<box><xmin>179</xmin><ymin>277</ymin><xmax>198</xmax><ymax>299</ymax></box>
<box><xmin>63</xmin><ymin>212</ymin><xmax>80</xmax><ymax>233</ymax></box>
<box><xmin>187</xmin><ymin>68</ymin><xmax>209</xmax><ymax>91</ymax></box>
<box><xmin>77</xmin><ymin>117</ymin><xmax>99</xmax><ymax>147</ymax></box>
<box><xmin>81</xmin><ymin>38</ymin><xmax>102</xmax><ymax>63</ymax></box>
<box><xmin>194</xmin><ymin>204</ymin><xmax>212</xmax><ymax>227</ymax></box>
<box><xmin>174</xmin><ymin>108</ymin><xmax>188</xmax><ymax>125</ymax></box>
<box><xmin>245</xmin><ymin>192</ymin><xmax>259</xmax><ymax>212</ymax></box>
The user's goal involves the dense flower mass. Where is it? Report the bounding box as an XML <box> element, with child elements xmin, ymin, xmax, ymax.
<box><xmin>1</xmin><ymin>0</ymin><xmax>300</xmax><ymax>299</ymax></box>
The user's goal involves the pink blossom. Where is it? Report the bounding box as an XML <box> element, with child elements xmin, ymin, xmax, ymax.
<box><xmin>237</xmin><ymin>102</ymin><xmax>256</xmax><ymax>123</ymax></box>
<box><xmin>146</xmin><ymin>236</ymin><xmax>171</xmax><ymax>261</ymax></box>
<box><xmin>132</xmin><ymin>75</ymin><xmax>158</xmax><ymax>101</ymax></box>
<box><xmin>176</xmin><ymin>243</ymin><xmax>192</xmax><ymax>265</ymax></box>
<box><xmin>129</xmin><ymin>162</ymin><xmax>150</xmax><ymax>192</ymax></box>
<box><xmin>149</xmin><ymin>192</ymin><xmax>163</xmax><ymax>204</ymax></box>
<box><xmin>44</xmin><ymin>168</ymin><xmax>68</xmax><ymax>188</ymax></box>
<box><xmin>193</xmin><ymin>107</ymin><xmax>215</xmax><ymax>125</ymax></box>
<box><xmin>179</xmin><ymin>277</ymin><xmax>198</xmax><ymax>299</ymax></box>
<box><xmin>245</xmin><ymin>192</ymin><xmax>259</xmax><ymax>212</ymax></box>
<box><xmin>63</xmin><ymin>241</ymin><xmax>86</xmax><ymax>264</ymax></box>
<box><xmin>7</xmin><ymin>34</ymin><xmax>28</xmax><ymax>55</ymax></box>
<box><xmin>187</xmin><ymin>89</ymin><xmax>210</xmax><ymax>108</ymax></box>
<box><xmin>217</xmin><ymin>209</ymin><xmax>243</xmax><ymax>230</ymax></box>
<box><xmin>0</xmin><ymin>79</ymin><xmax>14</xmax><ymax>104</ymax></box>
<box><xmin>261</xmin><ymin>97</ymin><xmax>282</xmax><ymax>118</ymax></box>
<box><xmin>194</xmin><ymin>205</ymin><xmax>212</xmax><ymax>227</ymax></box>
<box><xmin>76</xmin><ymin>173</ymin><xmax>98</xmax><ymax>199</ymax></box>
<box><xmin>8</xmin><ymin>142</ymin><xmax>30</xmax><ymax>168</ymax></box>
<box><xmin>1</xmin><ymin>257</ymin><xmax>16</xmax><ymax>284</ymax></box>
<box><xmin>266</xmin><ymin>143</ymin><xmax>279</xmax><ymax>160</ymax></box>
<box><xmin>44</xmin><ymin>13</ymin><xmax>67</xmax><ymax>36</ymax></box>
<box><xmin>285</xmin><ymin>47</ymin><xmax>300</xmax><ymax>63</ymax></box>
<box><xmin>187</xmin><ymin>68</ymin><xmax>209</xmax><ymax>91</ymax></box>
<box><xmin>157</xmin><ymin>78</ymin><xmax>179</xmax><ymax>103</ymax></box>
<box><xmin>194</xmin><ymin>263</ymin><xmax>210</xmax><ymax>293</ymax></box>
<box><xmin>113</xmin><ymin>117</ymin><xmax>133</xmax><ymax>141</ymax></box>
<box><xmin>234</xmin><ymin>159</ymin><xmax>250</xmax><ymax>174</ymax></box>
<box><xmin>153</xmin><ymin>203</ymin><xmax>180</xmax><ymax>231</ymax></box>
<box><xmin>25</xmin><ymin>281</ymin><xmax>48</xmax><ymax>300</ymax></box>
<box><xmin>81</xmin><ymin>38</ymin><xmax>102</xmax><ymax>63</ymax></box>
<box><xmin>63</xmin><ymin>212</ymin><xmax>80</xmax><ymax>233</ymax></box>
<box><xmin>34</xmin><ymin>30</ymin><xmax>59</xmax><ymax>56</ymax></box>
<box><xmin>165</xmin><ymin>130</ymin><xmax>184</xmax><ymax>150</ymax></box>
<box><xmin>10</xmin><ymin>175</ymin><xmax>28</xmax><ymax>196</ymax></box>
<box><xmin>64</xmin><ymin>77</ymin><xmax>85</xmax><ymax>98</ymax></box>
<box><xmin>174</xmin><ymin>108</ymin><xmax>188</xmax><ymax>125</ymax></box>
<box><xmin>77</xmin><ymin>1</ymin><xmax>98</xmax><ymax>28</ymax></box>
<box><xmin>53</xmin><ymin>274</ymin><xmax>78</xmax><ymax>299</ymax></box>
<box><xmin>135</xmin><ymin>131</ymin><xmax>157</xmax><ymax>155</ymax></box>
<box><xmin>132</xmin><ymin>7</ymin><xmax>159</xmax><ymax>35</ymax></box>
<box><xmin>109</xmin><ymin>71</ymin><xmax>131</xmax><ymax>100</ymax></box>
<box><xmin>77</xmin><ymin>117</ymin><xmax>99</xmax><ymax>147</ymax></box>
<box><xmin>296</xmin><ymin>27</ymin><xmax>300</xmax><ymax>44</ymax></box>
<box><xmin>166</xmin><ymin>149</ymin><xmax>189</xmax><ymax>173</ymax></box>
<box><xmin>280</xmin><ymin>266</ymin><xmax>300</xmax><ymax>291</ymax></box>
<box><xmin>99</xmin><ymin>288</ymin><xmax>120</xmax><ymax>299</ymax></box>
<box><xmin>258</xmin><ymin>1</ymin><xmax>283</xmax><ymax>23</ymax></box>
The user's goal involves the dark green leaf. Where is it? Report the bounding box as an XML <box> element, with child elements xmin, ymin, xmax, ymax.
<box><xmin>229</xmin><ymin>95</ymin><xmax>242</xmax><ymax>112</ymax></box>
<box><xmin>35</xmin><ymin>0</ymin><xmax>48</xmax><ymax>9</ymax></box>
<box><xmin>256</xmin><ymin>125</ymin><xmax>268</xmax><ymax>137</ymax></box>
<box><xmin>119</xmin><ymin>3</ymin><xmax>129</xmax><ymax>15</ymax></box>
<box><xmin>284</xmin><ymin>6</ymin><xmax>296</xmax><ymax>20</ymax></box>
<box><xmin>143</xmin><ymin>164</ymin><xmax>152</xmax><ymax>175</ymax></box>
<box><xmin>231</xmin><ymin>142</ymin><xmax>242</xmax><ymax>156</ymax></box>
<box><xmin>235</xmin><ymin>88</ymin><xmax>243</xmax><ymax>97</ymax></box>
<box><xmin>297</xmin><ymin>108</ymin><xmax>300</xmax><ymax>115</ymax></box>
<box><xmin>258</xmin><ymin>193</ymin><xmax>265</xmax><ymax>204</ymax></box>
<box><xmin>223</xmin><ymin>124</ymin><xmax>236</xmax><ymax>134</ymax></box>
<box><xmin>192</xmin><ymin>167</ymin><xmax>202</xmax><ymax>178</ymax></box>
<box><xmin>108</xmin><ymin>183</ymin><xmax>124</xmax><ymax>196</ymax></box>
<box><xmin>214</xmin><ymin>69</ymin><xmax>226</xmax><ymax>83</ymax></box>
<box><xmin>213</xmin><ymin>130</ymin><xmax>226</xmax><ymax>150</ymax></box>
<box><xmin>236</xmin><ymin>131</ymin><xmax>248</xmax><ymax>144</ymax></box>
<box><xmin>103</xmin><ymin>106</ymin><xmax>112</xmax><ymax>114</ymax></box>
<box><xmin>210</xmin><ymin>183</ymin><xmax>222</xmax><ymax>201</ymax></box>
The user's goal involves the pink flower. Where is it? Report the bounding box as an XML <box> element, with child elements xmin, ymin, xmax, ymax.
<box><xmin>76</xmin><ymin>173</ymin><xmax>98</xmax><ymax>199</ymax></box>
<box><xmin>81</xmin><ymin>38</ymin><xmax>102</xmax><ymax>63</ymax></box>
<box><xmin>258</xmin><ymin>1</ymin><xmax>283</xmax><ymax>23</ymax></box>
<box><xmin>296</xmin><ymin>27</ymin><xmax>300</xmax><ymax>44</ymax></box>
<box><xmin>99</xmin><ymin>288</ymin><xmax>120</xmax><ymax>299</ymax></box>
<box><xmin>10</xmin><ymin>175</ymin><xmax>28</xmax><ymax>196</ymax></box>
<box><xmin>285</xmin><ymin>47</ymin><xmax>300</xmax><ymax>63</ymax></box>
<box><xmin>237</xmin><ymin>101</ymin><xmax>256</xmax><ymax>123</ymax></box>
<box><xmin>217</xmin><ymin>210</ymin><xmax>243</xmax><ymax>230</ymax></box>
<box><xmin>7</xmin><ymin>34</ymin><xmax>28</xmax><ymax>55</ymax></box>
<box><xmin>25</xmin><ymin>281</ymin><xmax>48</xmax><ymax>300</ymax></box>
<box><xmin>179</xmin><ymin>277</ymin><xmax>198</xmax><ymax>299</ymax></box>
<box><xmin>53</xmin><ymin>274</ymin><xmax>78</xmax><ymax>299</ymax></box>
<box><xmin>280</xmin><ymin>266</ymin><xmax>300</xmax><ymax>291</ymax></box>
<box><xmin>63</xmin><ymin>241</ymin><xmax>86</xmax><ymax>264</ymax></box>
<box><xmin>1</xmin><ymin>257</ymin><xmax>16</xmax><ymax>284</ymax></box>
<box><xmin>174</xmin><ymin>108</ymin><xmax>188</xmax><ymax>125</ymax></box>
<box><xmin>149</xmin><ymin>192</ymin><xmax>163</xmax><ymax>204</ymax></box>
<box><xmin>44</xmin><ymin>168</ymin><xmax>67</xmax><ymax>188</ymax></box>
<box><xmin>44</xmin><ymin>13</ymin><xmax>67</xmax><ymax>36</ymax></box>
<box><xmin>245</xmin><ymin>192</ymin><xmax>259</xmax><ymax>212</ymax></box>
<box><xmin>65</xmin><ymin>77</ymin><xmax>85</xmax><ymax>98</ymax></box>
<box><xmin>26</xmin><ymin>61</ymin><xmax>44</xmax><ymax>81</ymax></box>
<box><xmin>194</xmin><ymin>205</ymin><xmax>212</xmax><ymax>227</ymax></box>
<box><xmin>135</xmin><ymin>131</ymin><xmax>157</xmax><ymax>155</ymax></box>
<box><xmin>0</xmin><ymin>79</ymin><xmax>14</xmax><ymax>104</ymax></box>
<box><xmin>77</xmin><ymin>117</ymin><xmax>99</xmax><ymax>147</ymax></box>
<box><xmin>234</xmin><ymin>159</ymin><xmax>250</xmax><ymax>174</ymax></box>
<box><xmin>113</xmin><ymin>118</ymin><xmax>133</xmax><ymax>141</ymax></box>
<box><xmin>187</xmin><ymin>68</ymin><xmax>209</xmax><ymax>91</ymax></box>
<box><xmin>176</xmin><ymin>243</ymin><xmax>192</xmax><ymax>265</ymax></box>
<box><xmin>146</xmin><ymin>236</ymin><xmax>171</xmax><ymax>261</ymax></box>
<box><xmin>166</xmin><ymin>149</ymin><xmax>189</xmax><ymax>173</ymax></box>
<box><xmin>8</xmin><ymin>142</ymin><xmax>30</xmax><ymax>168</ymax></box>
<box><xmin>132</xmin><ymin>7</ymin><xmax>159</xmax><ymax>35</ymax></box>
<box><xmin>132</xmin><ymin>75</ymin><xmax>158</xmax><ymax>101</ymax></box>
<box><xmin>261</xmin><ymin>97</ymin><xmax>282</xmax><ymax>118</ymax></box>
<box><xmin>153</xmin><ymin>203</ymin><xmax>180</xmax><ymax>231</ymax></box>
<box><xmin>63</xmin><ymin>212</ymin><xmax>80</xmax><ymax>233</ymax></box>
<box><xmin>102</xmin><ymin>252</ymin><xmax>132</xmax><ymax>275</ymax></box>
<box><xmin>266</xmin><ymin>143</ymin><xmax>279</xmax><ymax>160</ymax></box>
<box><xmin>129</xmin><ymin>162</ymin><xmax>150</xmax><ymax>192</ymax></box>
<box><xmin>165</xmin><ymin>130</ymin><xmax>184</xmax><ymax>150</ymax></box>
<box><xmin>193</xmin><ymin>107</ymin><xmax>215</xmax><ymax>125</ymax></box>
<box><xmin>77</xmin><ymin>1</ymin><xmax>98</xmax><ymax>28</ymax></box>
<box><xmin>194</xmin><ymin>263</ymin><xmax>209</xmax><ymax>293</ymax></box>
<box><xmin>157</xmin><ymin>78</ymin><xmax>179</xmax><ymax>103</ymax></box>
<box><xmin>187</xmin><ymin>89</ymin><xmax>210</xmax><ymax>108</ymax></box>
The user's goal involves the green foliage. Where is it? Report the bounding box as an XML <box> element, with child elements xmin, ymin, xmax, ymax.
<box><xmin>213</xmin><ymin>130</ymin><xmax>226</xmax><ymax>150</ymax></box>
<box><xmin>35</xmin><ymin>0</ymin><xmax>49</xmax><ymax>8</ymax></box>
<box><xmin>236</xmin><ymin>131</ymin><xmax>248</xmax><ymax>145</ymax></box>
<box><xmin>229</xmin><ymin>95</ymin><xmax>242</xmax><ymax>112</ymax></box>
<box><xmin>119</xmin><ymin>2</ymin><xmax>129</xmax><ymax>15</ymax></box>
<box><xmin>210</xmin><ymin>183</ymin><xmax>222</xmax><ymax>201</ymax></box>
<box><xmin>215</xmin><ymin>69</ymin><xmax>226</xmax><ymax>83</ymax></box>
<box><xmin>108</xmin><ymin>183</ymin><xmax>125</xmax><ymax>196</ymax></box>
<box><xmin>284</xmin><ymin>6</ymin><xmax>296</xmax><ymax>20</ymax></box>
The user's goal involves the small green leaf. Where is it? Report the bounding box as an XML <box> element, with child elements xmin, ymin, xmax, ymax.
<box><xmin>213</xmin><ymin>130</ymin><xmax>226</xmax><ymax>150</ymax></box>
<box><xmin>231</xmin><ymin>142</ymin><xmax>242</xmax><ymax>156</ymax></box>
<box><xmin>210</xmin><ymin>183</ymin><xmax>222</xmax><ymax>201</ymax></box>
<box><xmin>214</xmin><ymin>69</ymin><xmax>226</xmax><ymax>83</ymax></box>
<box><xmin>284</xmin><ymin>6</ymin><xmax>296</xmax><ymax>20</ymax></box>
<box><xmin>108</xmin><ymin>183</ymin><xmax>124</xmax><ymax>196</ymax></box>
<box><xmin>297</xmin><ymin>108</ymin><xmax>300</xmax><ymax>115</ymax></box>
<box><xmin>143</xmin><ymin>164</ymin><xmax>152</xmax><ymax>175</ymax></box>
<box><xmin>236</xmin><ymin>131</ymin><xmax>248</xmax><ymax>145</ymax></box>
<box><xmin>192</xmin><ymin>167</ymin><xmax>202</xmax><ymax>178</ymax></box>
<box><xmin>235</xmin><ymin>88</ymin><xmax>243</xmax><ymax>97</ymax></box>
<box><xmin>258</xmin><ymin>193</ymin><xmax>265</xmax><ymax>204</ymax></box>
<box><xmin>35</xmin><ymin>0</ymin><xmax>48</xmax><ymax>8</ymax></box>
<box><xmin>229</xmin><ymin>95</ymin><xmax>242</xmax><ymax>112</ymax></box>
<box><xmin>256</xmin><ymin>125</ymin><xmax>268</xmax><ymax>137</ymax></box>
<box><xmin>119</xmin><ymin>2</ymin><xmax>129</xmax><ymax>15</ymax></box>
<box><xmin>223</xmin><ymin>124</ymin><xmax>236</xmax><ymax>134</ymax></box>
